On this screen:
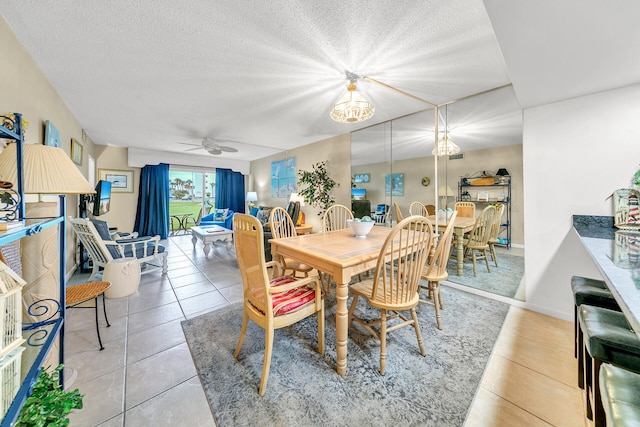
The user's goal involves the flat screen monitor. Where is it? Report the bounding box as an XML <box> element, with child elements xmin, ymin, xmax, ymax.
<box><xmin>351</xmin><ymin>188</ymin><xmax>366</xmax><ymax>200</ymax></box>
<box><xmin>93</xmin><ymin>180</ymin><xmax>112</xmax><ymax>216</ymax></box>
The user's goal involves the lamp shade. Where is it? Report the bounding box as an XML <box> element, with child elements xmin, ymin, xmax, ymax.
<box><xmin>496</xmin><ymin>168</ymin><xmax>510</xmax><ymax>176</ymax></box>
<box><xmin>438</xmin><ymin>185</ymin><xmax>455</xmax><ymax>197</ymax></box>
<box><xmin>330</xmin><ymin>82</ymin><xmax>375</xmax><ymax>124</ymax></box>
<box><xmin>0</xmin><ymin>143</ymin><xmax>94</xmax><ymax>194</ymax></box>
<box><xmin>246</xmin><ymin>191</ymin><xmax>258</xmax><ymax>202</ymax></box>
<box><xmin>432</xmin><ymin>135</ymin><xmax>461</xmax><ymax>156</ymax></box>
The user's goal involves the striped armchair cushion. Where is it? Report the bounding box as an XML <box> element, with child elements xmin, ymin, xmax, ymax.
<box><xmin>251</xmin><ymin>276</ymin><xmax>317</xmax><ymax>316</ymax></box>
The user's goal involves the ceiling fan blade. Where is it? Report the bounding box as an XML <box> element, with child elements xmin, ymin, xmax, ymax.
<box><xmin>184</xmin><ymin>147</ymin><xmax>203</xmax><ymax>152</ymax></box>
<box><xmin>217</xmin><ymin>146</ymin><xmax>238</xmax><ymax>153</ymax></box>
<box><xmin>177</xmin><ymin>142</ymin><xmax>201</xmax><ymax>146</ymax></box>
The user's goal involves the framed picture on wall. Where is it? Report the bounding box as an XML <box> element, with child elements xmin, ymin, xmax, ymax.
<box><xmin>71</xmin><ymin>138</ymin><xmax>82</xmax><ymax>165</ymax></box>
<box><xmin>99</xmin><ymin>169</ymin><xmax>134</xmax><ymax>193</ymax></box>
<box><xmin>385</xmin><ymin>173</ymin><xmax>404</xmax><ymax>196</ymax></box>
<box><xmin>354</xmin><ymin>173</ymin><xmax>370</xmax><ymax>183</ymax></box>
<box><xmin>44</xmin><ymin>120</ymin><xmax>61</xmax><ymax>147</ymax></box>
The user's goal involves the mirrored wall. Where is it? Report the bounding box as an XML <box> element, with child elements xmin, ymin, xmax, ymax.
<box><xmin>351</xmin><ymin>85</ymin><xmax>525</xmax><ymax>300</ymax></box>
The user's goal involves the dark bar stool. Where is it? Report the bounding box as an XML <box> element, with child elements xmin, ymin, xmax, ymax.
<box><xmin>66</xmin><ymin>281</ymin><xmax>111</xmax><ymax>350</ymax></box>
<box><xmin>600</xmin><ymin>363</ymin><xmax>640</xmax><ymax>427</ymax></box>
<box><xmin>571</xmin><ymin>276</ymin><xmax>620</xmax><ymax>388</ymax></box>
<box><xmin>578</xmin><ymin>305</ymin><xmax>640</xmax><ymax>426</ymax></box>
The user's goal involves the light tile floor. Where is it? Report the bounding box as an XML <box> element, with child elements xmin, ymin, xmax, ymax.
<box><xmin>65</xmin><ymin>234</ymin><xmax>587</xmax><ymax>426</ymax></box>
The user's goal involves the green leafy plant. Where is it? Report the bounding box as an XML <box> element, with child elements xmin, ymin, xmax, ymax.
<box><xmin>16</xmin><ymin>365</ymin><xmax>83</xmax><ymax>427</ymax></box>
<box><xmin>297</xmin><ymin>160</ymin><xmax>339</xmax><ymax>216</ymax></box>
<box><xmin>634</xmin><ymin>166</ymin><xmax>640</xmax><ymax>187</ymax></box>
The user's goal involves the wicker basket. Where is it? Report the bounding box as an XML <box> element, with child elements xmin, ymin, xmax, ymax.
<box><xmin>0</xmin><ymin>262</ymin><xmax>25</xmax><ymax>359</ymax></box>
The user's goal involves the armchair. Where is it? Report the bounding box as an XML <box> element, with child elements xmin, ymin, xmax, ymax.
<box><xmin>71</xmin><ymin>218</ymin><xmax>168</xmax><ymax>280</ymax></box>
<box><xmin>200</xmin><ymin>208</ymin><xmax>235</xmax><ymax>229</ymax></box>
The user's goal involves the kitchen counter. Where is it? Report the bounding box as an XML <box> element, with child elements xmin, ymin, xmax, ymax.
<box><xmin>573</xmin><ymin>215</ymin><xmax>640</xmax><ymax>338</ymax></box>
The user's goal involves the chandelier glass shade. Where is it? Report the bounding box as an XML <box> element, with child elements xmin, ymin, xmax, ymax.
<box><xmin>330</xmin><ymin>82</ymin><xmax>375</xmax><ymax>124</ymax></box>
<box><xmin>432</xmin><ymin>135</ymin><xmax>461</xmax><ymax>156</ymax></box>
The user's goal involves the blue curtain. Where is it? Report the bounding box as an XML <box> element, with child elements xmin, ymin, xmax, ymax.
<box><xmin>215</xmin><ymin>168</ymin><xmax>245</xmax><ymax>213</ymax></box>
<box><xmin>134</xmin><ymin>163</ymin><xmax>170</xmax><ymax>238</ymax></box>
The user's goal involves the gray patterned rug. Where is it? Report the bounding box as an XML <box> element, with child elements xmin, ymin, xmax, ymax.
<box><xmin>446</xmin><ymin>252</ymin><xmax>524</xmax><ymax>299</ymax></box>
<box><xmin>181</xmin><ymin>285</ymin><xmax>509</xmax><ymax>427</ymax></box>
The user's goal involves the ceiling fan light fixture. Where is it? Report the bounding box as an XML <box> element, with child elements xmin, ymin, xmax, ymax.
<box><xmin>330</xmin><ymin>81</ymin><xmax>375</xmax><ymax>124</ymax></box>
<box><xmin>432</xmin><ymin>135</ymin><xmax>461</xmax><ymax>156</ymax></box>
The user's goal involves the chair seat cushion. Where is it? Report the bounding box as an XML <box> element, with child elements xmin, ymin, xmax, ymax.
<box><xmin>250</xmin><ymin>276</ymin><xmax>317</xmax><ymax>316</ymax></box>
<box><xmin>579</xmin><ymin>305</ymin><xmax>640</xmax><ymax>371</ymax></box>
<box><xmin>600</xmin><ymin>364</ymin><xmax>640</xmax><ymax>427</ymax></box>
<box><xmin>122</xmin><ymin>242</ymin><xmax>165</xmax><ymax>259</ymax></box>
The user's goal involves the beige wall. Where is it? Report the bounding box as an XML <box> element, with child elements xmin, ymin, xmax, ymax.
<box><xmin>353</xmin><ymin>144</ymin><xmax>524</xmax><ymax>245</ymax></box>
<box><xmin>93</xmin><ymin>145</ymin><xmax>141</xmax><ymax>232</ymax></box>
<box><xmin>0</xmin><ymin>16</ymin><xmax>96</xmax><ymax>276</ymax></box>
<box><xmin>249</xmin><ymin>134</ymin><xmax>351</xmax><ymax>232</ymax></box>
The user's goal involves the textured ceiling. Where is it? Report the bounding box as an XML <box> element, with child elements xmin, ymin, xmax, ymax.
<box><xmin>1</xmin><ymin>0</ymin><xmax>517</xmax><ymax>163</ymax></box>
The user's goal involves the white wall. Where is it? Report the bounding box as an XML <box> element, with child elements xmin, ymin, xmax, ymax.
<box><xmin>523</xmin><ymin>83</ymin><xmax>640</xmax><ymax>320</ymax></box>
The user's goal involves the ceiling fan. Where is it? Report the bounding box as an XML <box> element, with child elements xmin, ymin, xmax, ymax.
<box><xmin>177</xmin><ymin>137</ymin><xmax>239</xmax><ymax>155</ymax></box>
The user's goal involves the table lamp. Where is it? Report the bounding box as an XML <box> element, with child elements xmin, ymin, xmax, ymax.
<box><xmin>496</xmin><ymin>168</ymin><xmax>510</xmax><ymax>184</ymax></box>
<box><xmin>246</xmin><ymin>191</ymin><xmax>258</xmax><ymax>209</ymax></box>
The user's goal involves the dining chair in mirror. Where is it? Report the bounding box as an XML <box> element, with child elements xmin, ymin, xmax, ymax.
<box><xmin>461</xmin><ymin>206</ymin><xmax>496</xmax><ymax>277</ymax></box>
<box><xmin>409</xmin><ymin>201</ymin><xmax>428</xmax><ymax>217</ymax></box>
<box><xmin>269</xmin><ymin>207</ymin><xmax>313</xmax><ymax>278</ymax></box>
<box><xmin>232</xmin><ymin>214</ymin><xmax>324</xmax><ymax>395</ymax></box>
<box><xmin>420</xmin><ymin>211</ymin><xmax>457</xmax><ymax>329</ymax></box>
<box><xmin>393</xmin><ymin>202</ymin><xmax>404</xmax><ymax>223</ymax></box>
<box><xmin>348</xmin><ymin>216</ymin><xmax>434</xmax><ymax>375</ymax></box>
<box><xmin>488</xmin><ymin>204</ymin><xmax>506</xmax><ymax>267</ymax></box>
<box><xmin>454</xmin><ymin>201</ymin><xmax>476</xmax><ymax>218</ymax></box>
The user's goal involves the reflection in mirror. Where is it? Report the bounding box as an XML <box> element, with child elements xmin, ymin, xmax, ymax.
<box><xmin>351</xmin><ymin>85</ymin><xmax>524</xmax><ymax>301</ymax></box>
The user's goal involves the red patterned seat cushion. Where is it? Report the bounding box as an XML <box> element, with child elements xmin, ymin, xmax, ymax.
<box><xmin>252</xmin><ymin>276</ymin><xmax>317</xmax><ymax>316</ymax></box>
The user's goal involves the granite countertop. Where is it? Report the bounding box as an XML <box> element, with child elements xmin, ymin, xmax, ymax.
<box><xmin>573</xmin><ymin>215</ymin><xmax>640</xmax><ymax>337</ymax></box>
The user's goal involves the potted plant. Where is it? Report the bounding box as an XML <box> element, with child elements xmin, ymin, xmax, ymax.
<box><xmin>16</xmin><ymin>365</ymin><xmax>83</xmax><ymax>427</ymax></box>
<box><xmin>297</xmin><ymin>160</ymin><xmax>339</xmax><ymax>216</ymax></box>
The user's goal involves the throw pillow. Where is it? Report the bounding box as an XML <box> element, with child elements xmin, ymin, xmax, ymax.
<box><xmin>256</xmin><ymin>208</ymin><xmax>271</xmax><ymax>225</ymax></box>
<box><xmin>213</xmin><ymin>208</ymin><xmax>229</xmax><ymax>222</ymax></box>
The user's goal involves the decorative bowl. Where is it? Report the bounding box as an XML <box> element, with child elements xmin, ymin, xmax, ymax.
<box><xmin>347</xmin><ymin>219</ymin><xmax>375</xmax><ymax>238</ymax></box>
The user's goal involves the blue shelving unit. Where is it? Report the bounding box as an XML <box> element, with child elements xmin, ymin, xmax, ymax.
<box><xmin>0</xmin><ymin>113</ymin><xmax>67</xmax><ymax>426</ymax></box>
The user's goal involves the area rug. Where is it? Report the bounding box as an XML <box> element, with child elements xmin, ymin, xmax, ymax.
<box><xmin>446</xmin><ymin>252</ymin><xmax>524</xmax><ymax>299</ymax></box>
<box><xmin>181</xmin><ymin>285</ymin><xmax>509</xmax><ymax>427</ymax></box>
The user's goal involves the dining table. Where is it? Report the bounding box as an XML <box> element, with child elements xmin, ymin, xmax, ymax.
<box><xmin>427</xmin><ymin>215</ymin><xmax>476</xmax><ymax>276</ymax></box>
<box><xmin>269</xmin><ymin>226</ymin><xmax>393</xmax><ymax>376</ymax></box>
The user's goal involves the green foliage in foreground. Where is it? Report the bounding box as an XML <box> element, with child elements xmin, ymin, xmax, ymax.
<box><xmin>16</xmin><ymin>365</ymin><xmax>83</xmax><ymax>427</ymax></box>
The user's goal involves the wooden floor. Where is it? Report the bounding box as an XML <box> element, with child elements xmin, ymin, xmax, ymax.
<box><xmin>465</xmin><ymin>306</ymin><xmax>589</xmax><ymax>427</ymax></box>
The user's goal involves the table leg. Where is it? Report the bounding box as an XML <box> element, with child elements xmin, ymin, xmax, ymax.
<box><xmin>335</xmin><ymin>279</ymin><xmax>348</xmax><ymax>376</ymax></box>
<box><xmin>191</xmin><ymin>234</ymin><xmax>198</xmax><ymax>249</ymax></box>
<box><xmin>456</xmin><ymin>231</ymin><xmax>464</xmax><ymax>276</ymax></box>
<box><xmin>203</xmin><ymin>242</ymin><xmax>211</xmax><ymax>257</ymax></box>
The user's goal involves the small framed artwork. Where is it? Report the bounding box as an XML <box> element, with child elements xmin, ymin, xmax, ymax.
<box><xmin>354</xmin><ymin>173</ymin><xmax>370</xmax><ymax>183</ymax></box>
<box><xmin>99</xmin><ymin>169</ymin><xmax>134</xmax><ymax>193</ymax></box>
<box><xmin>71</xmin><ymin>138</ymin><xmax>83</xmax><ymax>165</ymax></box>
<box><xmin>385</xmin><ymin>173</ymin><xmax>404</xmax><ymax>196</ymax></box>
<box><xmin>496</xmin><ymin>193</ymin><xmax>505</xmax><ymax>202</ymax></box>
<box><xmin>477</xmin><ymin>191</ymin><xmax>489</xmax><ymax>202</ymax></box>
<box><xmin>44</xmin><ymin>120</ymin><xmax>61</xmax><ymax>147</ymax></box>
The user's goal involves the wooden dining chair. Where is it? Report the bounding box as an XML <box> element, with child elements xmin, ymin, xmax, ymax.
<box><xmin>454</xmin><ymin>201</ymin><xmax>476</xmax><ymax>218</ymax></box>
<box><xmin>322</xmin><ymin>204</ymin><xmax>354</xmax><ymax>231</ymax></box>
<box><xmin>269</xmin><ymin>207</ymin><xmax>313</xmax><ymax>278</ymax></box>
<box><xmin>420</xmin><ymin>211</ymin><xmax>457</xmax><ymax>329</ymax></box>
<box><xmin>425</xmin><ymin>204</ymin><xmax>436</xmax><ymax>216</ymax></box>
<box><xmin>487</xmin><ymin>204</ymin><xmax>506</xmax><ymax>267</ymax></box>
<box><xmin>233</xmin><ymin>214</ymin><xmax>324</xmax><ymax>395</ymax></box>
<box><xmin>409</xmin><ymin>201</ymin><xmax>428</xmax><ymax>217</ymax></box>
<box><xmin>461</xmin><ymin>206</ymin><xmax>496</xmax><ymax>276</ymax></box>
<box><xmin>393</xmin><ymin>202</ymin><xmax>404</xmax><ymax>223</ymax></box>
<box><xmin>348</xmin><ymin>215</ymin><xmax>434</xmax><ymax>375</ymax></box>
